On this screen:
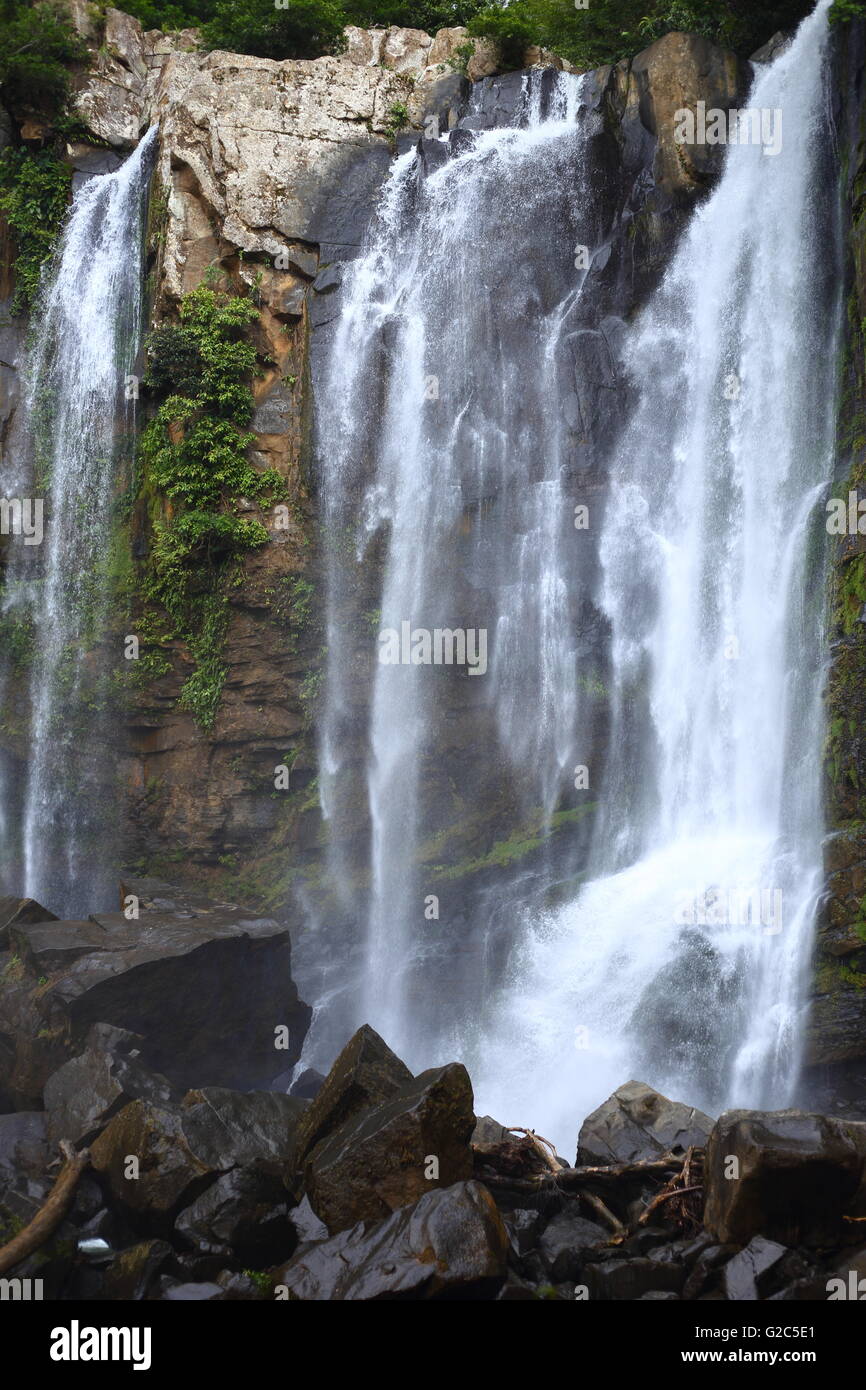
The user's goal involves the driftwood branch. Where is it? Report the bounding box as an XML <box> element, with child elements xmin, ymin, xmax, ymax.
<box><xmin>477</xmin><ymin>1151</ymin><xmax>688</xmax><ymax>1195</ymax></box>
<box><xmin>581</xmin><ymin>1188</ymin><xmax>625</xmax><ymax>1234</ymax></box>
<box><xmin>0</xmin><ymin>1140</ymin><xmax>90</xmax><ymax>1276</ymax></box>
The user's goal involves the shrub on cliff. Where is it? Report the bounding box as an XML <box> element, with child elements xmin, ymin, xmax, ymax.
<box><xmin>0</xmin><ymin>147</ymin><xmax>71</xmax><ymax>312</ymax></box>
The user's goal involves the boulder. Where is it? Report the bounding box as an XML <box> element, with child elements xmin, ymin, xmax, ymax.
<box><xmin>175</xmin><ymin>1168</ymin><xmax>295</xmax><ymax>1271</ymax></box>
<box><xmin>273</xmin><ymin>1180</ymin><xmax>508</xmax><ymax>1300</ymax></box>
<box><xmin>178</xmin><ymin>1088</ymin><xmax>307</xmax><ymax>1176</ymax></box>
<box><xmin>0</xmin><ymin>896</ymin><xmax>56</xmax><ymax>948</ymax></box>
<box><xmin>628</xmin><ymin>32</ymin><xmax>751</xmax><ymax>198</ymax></box>
<box><xmin>289</xmin><ymin>1068</ymin><xmax>325</xmax><ymax>1100</ymax></box>
<box><xmin>577</xmin><ymin>1080</ymin><xmax>714</xmax><ymax>1166</ymax></box>
<box><xmin>286</xmin><ymin>1025</ymin><xmax>413</xmax><ymax>1186</ymax></box>
<box><xmin>585</xmin><ymin>1254</ymin><xmax>686</xmax><ymax>1299</ymax></box>
<box><xmin>750</xmin><ymin>32</ymin><xmax>794</xmax><ymax>64</ymax></box>
<box><xmin>472</xmin><ymin>1115</ymin><xmax>512</xmax><ymax>1145</ymax></box>
<box><xmin>305</xmin><ymin>1063</ymin><xmax>475</xmax><ymax>1233</ymax></box>
<box><xmin>43</xmin><ymin>1023</ymin><xmax>176</xmax><ymax>1147</ymax></box>
<box><xmin>539</xmin><ymin>1209</ymin><xmax>608</xmax><ymax>1283</ymax></box>
<box><xmin>682</xmin><ymin>1242</ymin><xmax>740</xmax><ymax>1299</ymax></box>
<box><xmin>723</xmin><ymin>1235</ymin><xmax>788</xmax><ymax>1301</ymax></box>
<box><xmin>1</xmin><ymin>906</ymin><xmax>310</xmax><ymax>1099</ymax></box>
<box><xmin>0</xmin><ymin>1111</ymin><xmax>51</xmax><ymax>1234</ymax></box>
<box><xmin>100</xmin><ymin>1239</ymin><xmax>173</xmax><ymax>1301</ymax></box>
<box><xmin>90</xmin><ymin>1087</ymin><xmax>307</xmax><ymax>1221</ymax></box>
<box><xmin>703</xmin><ymin>1109</ymin><xmax>866</xmax><ymax>1246</ymax></box>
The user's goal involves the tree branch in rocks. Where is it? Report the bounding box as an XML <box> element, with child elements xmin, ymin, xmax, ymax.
<box><xmin>0</xmin><ymin>1140</ymin><xmax>90</xmax><ymax>1276</ymax></box>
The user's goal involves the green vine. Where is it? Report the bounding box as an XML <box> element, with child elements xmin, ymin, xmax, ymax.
<box><xmin>138</xmin><ymin>283</ymin><xmax>284</xmax><ymax>731</ymax></box>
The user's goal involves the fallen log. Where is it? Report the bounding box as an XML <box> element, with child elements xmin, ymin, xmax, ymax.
<box><xmin>476</xmin><ymin>1150</ymin><xmax>688</xmax><ymax>1195</ymax></box>
<box><xmin>0</xmin><ymin>1140</ymin><xmax>90</xmax><ymax>1276</ymax></box>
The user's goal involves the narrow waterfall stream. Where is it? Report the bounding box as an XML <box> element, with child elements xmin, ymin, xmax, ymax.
<box><xmin>0</xmin><ymin>129</ymin><xmax>156</xmax><ymax>918</ymax></box>
<box><xmin>314</xmin><ymin>1</ymin><xmax>841</xmax><ymax>1148</ymax></box>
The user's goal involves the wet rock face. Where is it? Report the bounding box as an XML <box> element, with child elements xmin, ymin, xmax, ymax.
<box><xmin>40</xmin><ymin>16</ymin><xmax>762</xmax><ymax>931</ymax></box>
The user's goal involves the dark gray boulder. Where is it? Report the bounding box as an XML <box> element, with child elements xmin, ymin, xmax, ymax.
<box><xmin>703</xmin><ymin>1109</ymin><xmax>866</xmax><ymax>1246</ymax></box>
<box><xmin>577</xmin><ymin>1080</ymin><xmax>714</xmax><ymax>1166</ymax></box>
<box><xmin>1</xmin><ymin>905</ymin><xmax>311</xmax><ymax>1100</ymax></box>
<box><xmin>0</xmin><ymin>896</ymin><xmax>56</xmax><ymax>947</ymax></box>
<box><xmin>89</xmin><ymin>1087</ymin><xmax>307</xmax><ymax>1222</ymax></box>
<box><xmin>539</xmin><ymin>1209</ymin><xmax>608</xmax><ymax>1282</ymax></box>
<box><xmin>175</xmin><ymin>1167</ymin><xmax>295</xmax><ymax>1271</ymax></box>
<box><xmin>273</xmin><ymin>1180</ymin><xmax>508</xmax><ymax>1300</ymax></box>
<box><xmin>286</xmin><ymin>1024</ymin><xmax>413</xmax><ymax>1190</ymax></box>
<box><xmin>43</xmin><ymin>1023</ymin><xmax>176</xmax><ymax>1147</ymax></box>
<box><xmin>304</xmin><ymin>1062</ymin><xmax>475</xmax><ymax>1234</ymax></box>
<box><xmin>723</xmin><ymin>1235</ymin><xmax>788</xmax><ymax>1301</ymax></box>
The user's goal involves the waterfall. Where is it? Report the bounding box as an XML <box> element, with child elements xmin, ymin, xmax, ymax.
<box><xmin>0</xmin><ymin>128</ymin><xmax>157</xmax><ymax>918</ymax></box>
<box><xmin>312</xmin><ymin>0</ymin><xmax>840</xmax><ymax>1151</ymax></box>
<box><xmin>473</xmin><ymin>0</ymin><xmax>841</xmax><ymax>1147</ymax></box>
<box><xmin>314</xmin><ymin>72</ymin><xmax>599</xmax><ymax>1064</ymax></box>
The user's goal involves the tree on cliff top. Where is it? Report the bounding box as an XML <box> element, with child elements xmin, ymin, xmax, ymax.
<box><xmin>467</xmin><ymin>0</ymin><xmax>817</xmax><ymax>70</ymax></box>
<box><xmin>0</xmin><ymin>0</ymin><xmax>87</xmax><ymax>116</ymax></box>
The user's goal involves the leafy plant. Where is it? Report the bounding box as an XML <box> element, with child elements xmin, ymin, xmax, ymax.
<box><xmin>830</xmin><ymin>0</ymin><xmax>866</xmax><ymax>22</ymax></box>
<box><xmin>0</xmin><ymin>146</ymin><xmax>71</xmax><ymax>312</ymax></box>
<box><xmin>384</xmin><ymin>99</ymin><xmax>410</xmax><ymax>139</ymax></box>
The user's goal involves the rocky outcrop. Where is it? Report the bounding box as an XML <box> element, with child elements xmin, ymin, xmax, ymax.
<box><xmin>0</xmin><ymin>895</ymin><xmax>56</xmax><ymax>948</ymax></box>
<box><xmin>303</xmin><ymin>1062</ymin><xmax>475</xmax><ymax>1233</ymax></box>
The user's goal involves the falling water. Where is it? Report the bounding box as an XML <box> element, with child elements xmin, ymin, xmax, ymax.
<box><xmin>0</xmin><ymin>128</ymin><xmax>157</xmax><ymax>917</ymax></box>
<box><xmin>474</xmin><ymin>0</ymin><xmax>841</xmax><ymax>1147</ymax></box>
<box><xmin>315</xmin><ymin>72</ymin><xmax>599</xmax><ymax>1062</ymax></box>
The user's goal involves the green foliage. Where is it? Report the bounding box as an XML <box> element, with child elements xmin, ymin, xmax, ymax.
<box><xmin>139</xmin><ymin>284</ymin><xmax>280</xmax><ymax>730</ymax></box>
<box><xmin>123</xmin><ymin>0</ymin><xmax>485</xmax><ymax>53</ymax></box>
<box><xmin>0</xmin><ymin>146</ymin><xmax>71</xmax><ymax>312</ymax></box>
<box><xmin>343</xmin><ymin>0</ymin><xmax>484</xmax><ymax>27</ymax></box>
<box><xmin>830</xmin><ymin>0</ymin><xmax>866</xmax><ymax>23</ymax></box>
<box><xmin>142</xmin><ymin>286</ymin><xmax>282</xmax><ymax>506</ymax></box>
<box><xmin>384</xmin><ymin>100</ymin><xmax>410</xmax><ymax>139</ymax></box>
<box><xmin>0</xmin><ymin>1</ymin><xmax>87</xmax><ymax>117</ymax></box>
<box><xmin>0</xmin><ymin>605</ymin><xmax>36</xmax><ymax>673</ymax></box>
<box><xmin>120</xmin><ymin>0</ymin><xmax>217</xmax><ymax>30</ymax></box>
<box><xmin>201</xmin><ymin>0</ymin><xmax>348</xmax><ymax>59</ymax></box>
<box><xmin>467</xmin><ymin>0</ymin><xmax>815</xmax><ymax>68</ymax></box>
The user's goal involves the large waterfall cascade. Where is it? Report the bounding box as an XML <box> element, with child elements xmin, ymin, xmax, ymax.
<box><xmin>315</xmin><ymin>0</ymin><xmax>842</xmax><ymax>1150</ymax></box>
<box><xmin>0</xmin><ymin>128</ymin><xmax>157</xmax><ymax>919</ymax></box>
